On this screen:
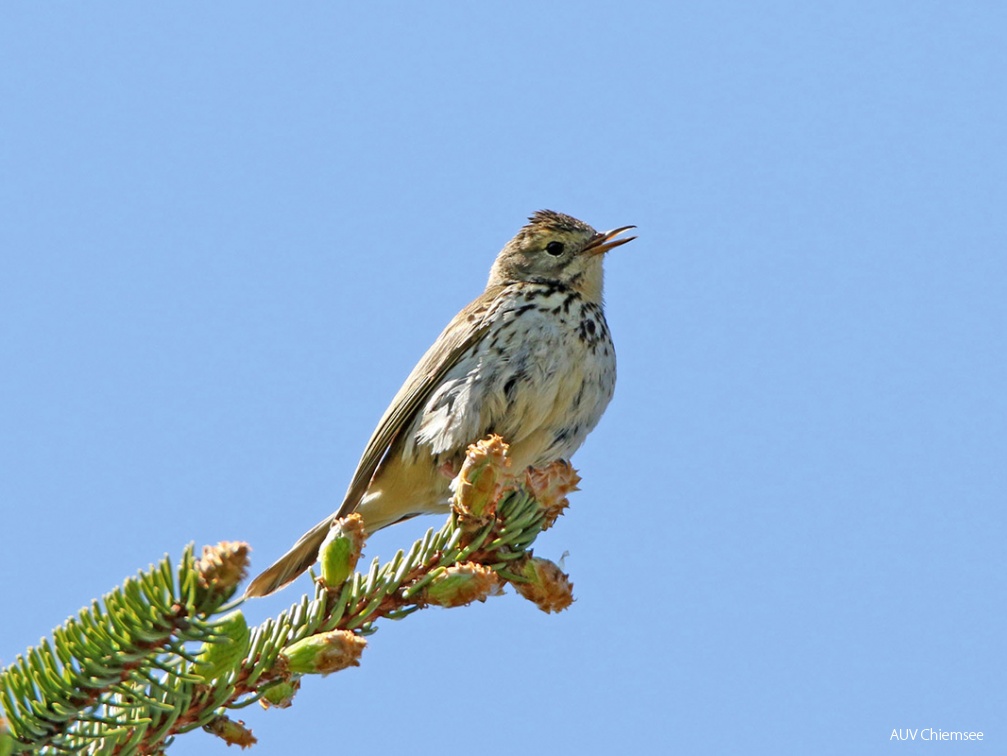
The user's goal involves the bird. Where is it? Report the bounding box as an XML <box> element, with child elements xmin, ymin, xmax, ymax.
<box><xmin>245</xmin><ymin>210</ymin><xmax>635</xmax><ymax>597</ymax></box>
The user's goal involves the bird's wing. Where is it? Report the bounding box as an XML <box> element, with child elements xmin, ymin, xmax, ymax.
<box><xmin>333</xmin><ymin>285</ymin><xmax>506</xmax><ymax>519</ymax></box>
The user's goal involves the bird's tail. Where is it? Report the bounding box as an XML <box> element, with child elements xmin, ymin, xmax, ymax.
<box><xmin>244</xmin><ymin>516</ymin><xmax>335</xmax><ymax>598</ymax></box>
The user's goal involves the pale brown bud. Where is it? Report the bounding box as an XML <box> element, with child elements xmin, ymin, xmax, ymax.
<box><xmin>203</xmin><ymin>715</ymin><xmax>257</xmax><ymax>748</ymax></box>
<box><xmin>511</xmin><ymin>556</ymin><xmax>574</xmax><ymax>613</ymax></box>
<box><xmin>422</xmin><ymin>563</ymin><xmax>503</xmax><ymax>608</ymax></box>
<box><xmin>524</xmin><ymin>461</ymin><xmax>581</xmax><ymax>530</ymax></box>
<box><xmin>452</xmin><ymin>435</ymin><xmax>514</xmax><ymax>524</ymax></box>
<box><xmin>281</xmin><ymin>630</ymin><xmax>367</xmax><ymax>676</ymax></box>
<box><xmin>196</xmin><ymin>541</ymin><xmax>250</xmax><ymax>604</ymax></box>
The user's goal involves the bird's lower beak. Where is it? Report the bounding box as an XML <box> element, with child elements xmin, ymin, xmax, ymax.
<box><xmin>585</xmin><ymin>225</ymin><xmax>637</xmax><ymax>255</ymax></box>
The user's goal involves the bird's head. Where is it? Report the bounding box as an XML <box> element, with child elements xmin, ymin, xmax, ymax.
<box><xmin>488</xmin><ymin>210</ymin><xmax>635</xmax><ymax>301</ymax></box>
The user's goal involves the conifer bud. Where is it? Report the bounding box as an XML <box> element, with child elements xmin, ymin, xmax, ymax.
<box><xmin>282</xmin><ymin>631</ymin><xmax>366</xmax><ymax>676</ymax></box>
<box><xmin>195</xmin><ymin>541</ymin><xmax>250</xmax><ymax>605</ymax></box>
<box><xmin>524</xmin><ymin>461</ymin><xmax>580</xmax><ymax>530</ymax></box>
<box><xmin>453</xmin><ymin>435</ymin><xmax>512</xmax><ymax>524</ymax></box>
<box><xmin>260</xmin><ymin>680</ymin><xmax>300</xmax><ymax>710</ymax></box>
<box><xmin>511</xmin><ymin>556</ymin><xmax>574</xmax><ymax>613</ymax></box>
<box><xmin>423</xmin><ymin>563</ymin><xmax>502</xmax><ymax>608</ymax></box>
<box><xmin>319</xmin><ymin>514</ymin><xmax>366</xmax><ymax>589</ymax></box>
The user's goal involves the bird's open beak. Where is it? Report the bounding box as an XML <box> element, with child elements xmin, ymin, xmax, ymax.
<box><xmin>584</xmin><ymin>225</ymin><xmax>637</xmax><ymax>255</ymax></box>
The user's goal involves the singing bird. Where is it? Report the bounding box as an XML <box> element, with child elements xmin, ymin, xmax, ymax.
<box><xmin>245</xmin><ymin>210</ymin><xmax>634</xmax><ymax>597</ymax></box>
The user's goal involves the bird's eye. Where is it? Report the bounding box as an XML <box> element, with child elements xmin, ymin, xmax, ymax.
<box><xmin>545</xmin><ymin>241</ymin><xmax>565</xmax><ymax>256</ymax></box>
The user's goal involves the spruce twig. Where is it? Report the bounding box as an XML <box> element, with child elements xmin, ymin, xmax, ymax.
<box><xmin>0</xmin><ymin>436</ymin><xmax>578</xmax><ymax>754</ymax></box>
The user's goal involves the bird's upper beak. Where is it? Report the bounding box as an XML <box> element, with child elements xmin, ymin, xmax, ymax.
<box><xmin>584</xmin><ymin>225</ymin><xmax>637</xmax><ymax>255</ymax></box>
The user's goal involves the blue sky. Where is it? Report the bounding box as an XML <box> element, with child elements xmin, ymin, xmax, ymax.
<box><xmin>2</xmin><ymin>3</ymin><xmax>1004</xmax><ymax>754</ymax></box>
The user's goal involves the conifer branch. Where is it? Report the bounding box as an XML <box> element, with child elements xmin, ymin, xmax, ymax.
<box><xmin>0</xmin><ymin>437</ymin><xmax>578</xmax><ymax>754</ymax></box>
